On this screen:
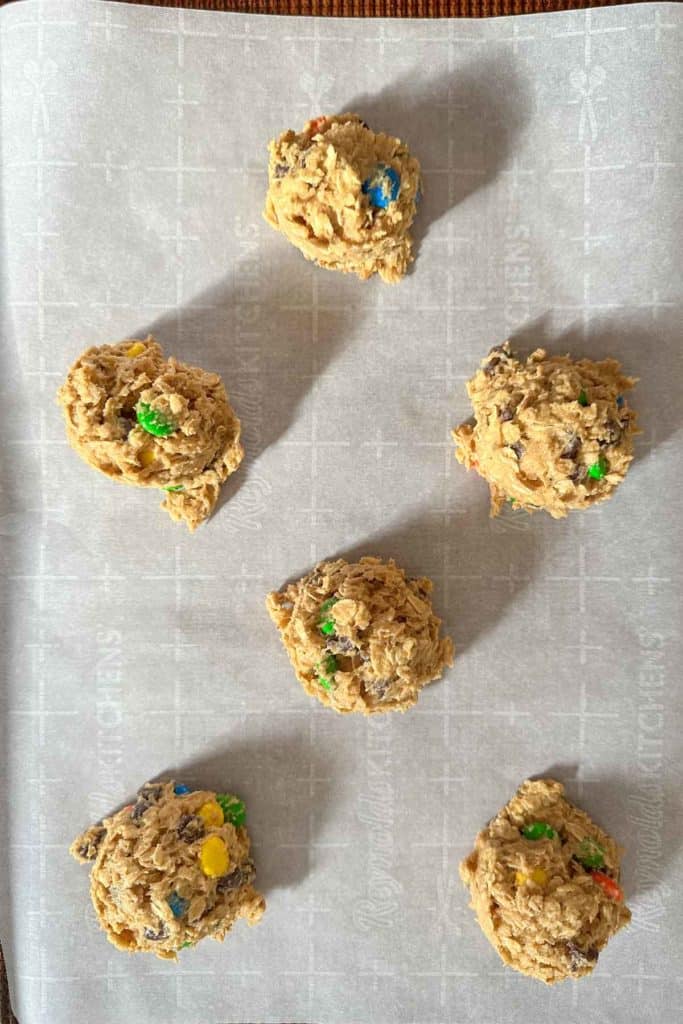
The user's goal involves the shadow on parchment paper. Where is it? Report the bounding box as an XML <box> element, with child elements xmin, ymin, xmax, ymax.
<box><xmin>507</xmin><ymin>311</ymin><xmax>683</xmax><ymax>464</ymax></box>
<box><xmin>345</xmin><ymin>53</ymin><xmax>532</xmax><ymax>258</ymax></box>
<box><xmin>269</xmin><ymin>484</ymin><xmax>559</xmax><ymax>660</ymax></box>
<box><xmin>150</xmin><ymin>727</ymin><xmax>341</xmax><ymax>895</ymax></box>
<box><xmin>534</xmin><ymin>764</ymin><xmax>680</xmax><ymax>900</ymax></box>
<box><xmin>136</xmin><ymin>269</ymin><xmax>364</xmax><ymax>521</ymax></box>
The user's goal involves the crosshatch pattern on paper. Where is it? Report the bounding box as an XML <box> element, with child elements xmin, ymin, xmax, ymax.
<box><xmin>0</xmin><ymin>2</ymin><xmax>681</xmax><ymax>1023</ymax></box>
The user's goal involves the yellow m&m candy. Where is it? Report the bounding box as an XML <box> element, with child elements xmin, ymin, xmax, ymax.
<box><xmin>139</xmin><ymin>448</ymin><xmax>156</xmax><ymax>467</ymax></box>
<box><xmin>126</xmin><ymin>342</ymin><xmax>146</xmax><ymax>358</ymax></box>
<box><xmin>515</xmin><ymin>867</ymin><xmax>548</xmax><ymax>887</ymax></box>
<box><xmin>198</xmin><ymin>801</ymin><xmax>224</xmax><ymax>828</ymax></box>
<box><xmin>199</xmin><ymin>836</ymin><xmax>229</xmax><ymax>878</ymax></box>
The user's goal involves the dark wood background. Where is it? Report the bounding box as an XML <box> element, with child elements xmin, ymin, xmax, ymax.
<box><xmin>0</xmin><ymin>0</ymin><xmax>649</xmax><ymax>1020</ymax></box>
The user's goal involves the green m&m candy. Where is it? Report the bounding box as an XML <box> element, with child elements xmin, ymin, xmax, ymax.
<box><xmin>317</xmin><ymin>653</ymin><xmax>338</xmax><ymax>691</ymax></box>
<box><xmin>521</xmin><ymin>821</ymin><xmax>556</xmax><ymax>841</ymax></box>
<box><xmin>136</xmin><ymin>402</ymin><xmax>177</xmax><ymax>438</ymax></box>
<box><xmin>216</xmin><ymin>794</ymin><xmax>246</xmax><ymax>828</ymax></box>
<box><xmin>587</xmin><ymin>455</ymin><xmax>609</xmax><ymax>480</ymax></box>
<box><xmin>319</xmin><ymin>596</ymin><xmax>339</xmax><ymax>635</ymax></box>
<box><xmin>576</xmin><ymin>837</ymin><xmax>605</xmax><ymax>869</ymax></box>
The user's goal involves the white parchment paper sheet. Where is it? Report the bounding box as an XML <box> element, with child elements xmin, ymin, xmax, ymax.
<box><xmin>1</xmin><ymin>2</ymin><xmax>681</xmax><ymax>1022</ymax></box>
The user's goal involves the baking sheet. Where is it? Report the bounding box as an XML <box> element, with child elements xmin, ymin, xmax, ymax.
<box><xmin>1</xmin><ymin>1</ymin><xmax>682</xmax><ymax>1022</ymax></box>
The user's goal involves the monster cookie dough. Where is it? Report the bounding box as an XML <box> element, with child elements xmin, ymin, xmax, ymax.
<box><xmin>452</xmin><ymin>343</ymin><xmax>638</xmax><ymax>518</ymax></box>
<box><xmin>57</xmin><ymin>337</ymin><xmax>243</xmax><ymax>530</ymax></box>
<box><xmin>460</xmin><ymin>779</ymin><xmax>631</xmax><ymax>983</ymax></box>
<box><xmin>266</xmin><ymin>556</ymin><xmax>454</xmax><ymax>714</ymax></box>
<box><xmin>264</xmin><ymin>113</ymin><xmax>422</xmax><ymax>283</ymax></box>
<box><xmin>70</xmin><ymin>781</ymin><xmax>265</xmax><ymax>959</ymax></box>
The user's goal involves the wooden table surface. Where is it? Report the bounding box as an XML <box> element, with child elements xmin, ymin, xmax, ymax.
<box><xmin>0</xmin><ymin>0</ymin><xmax>648</xmax><ymax>1019</ymax></box>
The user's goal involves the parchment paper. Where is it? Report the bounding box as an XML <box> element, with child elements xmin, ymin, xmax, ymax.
<box><xmin>1</xmin><ymin>2</ymin><xmax>681</xmax><ymax>1022</ymax></box>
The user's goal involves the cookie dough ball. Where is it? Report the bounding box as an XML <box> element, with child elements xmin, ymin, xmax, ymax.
<box><xmin>57</xmin><ymin>337</ymin><xmax>243</xmax><ymax>531</ymax></box>
<box><xmin>460</xmin><ymin>779</ymin><xmax>631</xmax><ymax>983</ymax></box>
<box><xmin>70</xmin><ymin>781</ymin><xmax>265</xmax><ymax>959</ymax></box>
<box><xmin>266</xmin><ymin>556</ymin><xmax>454</xmax><ymax>714</ymax></box>
<box><xmin>264</xmin><ymin>113</ymin><xmax>422</xmax><ymax>283</ymax></box>
<box><xmin>452</xmin><ymin>343</ymin><xmax>638</xmax><ymax>518</ymax></box>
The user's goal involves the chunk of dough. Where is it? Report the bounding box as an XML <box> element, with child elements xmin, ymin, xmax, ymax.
<box><xmin>70</xmin><ymin>781</ymin><xmax>265</xmax><ymax>959</ymax></box>
<box><xmin>57</xmin><ymin>337</ymin><xmax>243</xmax><ymax>530</ymax></box>
<box><xmin>460</xmin><ymin>779</ymin><xmax>631</xmax><ymax>983</ymax></box>
<box><xmin>452</xmin><ymin>343</ymin><xmax>638</xmax><ymax>517</ymax></box>
<box><xmin>267</xmin><ymin>556</ymin><xmax>454</xmax><ymax>714</ymax></box>
<box><xmin>264</xmin><ymin>114</ymin><xmax>422</xmax><ymax>283</ymax></box>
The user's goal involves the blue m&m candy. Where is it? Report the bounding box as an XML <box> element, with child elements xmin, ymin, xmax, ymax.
<box><xmin>362</xmin><ymin>164</ymin><xmax>400</xmax><ymax>209</ymax></box>
<box><xmin>167</xmin><ymin>892</ymin><xmax>189</xmax><ymax>918</ymax></box>
<box><xmin>616</xmin><ymin>395</ymin><xmax>625</xmax><ymax>408</ymax></box>
<box><xmin>174</xmin><ymin>784</ymin><xmax>191</xmax><ymax>795</ymax></box>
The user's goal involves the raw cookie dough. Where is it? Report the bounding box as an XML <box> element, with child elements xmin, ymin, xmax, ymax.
<box><xmin>266</xmin><ymin>556</ymin><xmax>454</xmax><ymax>714</ymax></box>
<box><xmin>452</xmin><ymin>343</ymin><xmax>638</xmax><ymax>518</ymax></box>
<box><xmin>460</xmin><ymin>778</ymin><xmax>631</xmax><ymax>983</ymax></box>
<box><xmin>70</xmin><ymin>780</ymin><xmax>265</xmax><ymax>959</ymax></box>
<box><xmin>57</xmin><ymin>337</ymin><xmax>243</xmax><ymax>531</ymax></box>
<box><xmin>264</xmin><ymin>113</ymin><xmax>422</xmax><ymax>283</ymax></box>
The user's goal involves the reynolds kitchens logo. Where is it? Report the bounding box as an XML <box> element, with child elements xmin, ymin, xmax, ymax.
<box><xmin>629</xmin><ymin>627</ymin><xmax>669</xmax><ymax>934</ymax></box>
<box><xmin>353</xmin><ymin>718</ymin><xmax>402</xmax><ymax>931</ymax></box>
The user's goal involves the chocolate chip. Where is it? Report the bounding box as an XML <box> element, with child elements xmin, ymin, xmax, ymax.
<box><xmin>326</xmin><ymin>636</ymin><xmax>359</xmax><ymax>656</ymax></box>
<box><xmin>77</xmin><ymin>826</ymin><xmax>106</xmax><ymax>861</ymax></box>
<box><xmin>219</xmin><ymin>860</ymin><xmax>255</xmax><ymax>893</ymax></box>
<box><xmin>218</xmin><ymin>868</ymin><xmax>243</xmax><ymax>892</ymax></box>
<box><xmin>130</xmin><ymin>786</ymin><xmax>163</xmax><ymax>820</ymax></box>
<box><xmin>144</xmin><ymin>924</ymin><xmax>169</xmax><ymax>942</ymax></box>
<box><xmin>508</xmin><ymin>442</ymin><xmax>524</xmax><ymax>460</ymax></box>
<box><xmin>137</xmin><ymin>784</ymin><xmax>163</xmax><ymax>804</ymax></box>
<box><xmin>177</xmin><ymin>814</ymin><xmax>205</xmax><ymax>843</ymax></box>
<box><xmin>274</xmin><ymin>163</ymin><xmax>289</xmax><ymax>178</ymax></box>
<box><xmin>243</xmin><ymin>859</ymin><xmax>256</xmax><ymax>882</ymax></box>
<box><xmin>566</xmin><ymin>941</ymin><xmax>599</xmax><ymax>972</ymax></box>
<box><xmin>599</xmin><ymin>421</ymin><xmax>622</xmax><ymax>447</ymax></box>
<box><xmin>365</xmin><ymin>678</ymin><xmax>393</xmax><ymax>700</ymax></box>
<box><xmin>569</xmin><ymin>463</ymin><xmax>587</xmax><ymax>483</ymax></box>
<box><xmin>483</xmin><ymin>345</ymin><xmax>511</xmax><ymax>377</ymax></box>
<box><xmin>561</xmin><ymin>435</ymin><xmax>581</xmax><ymax>460</ymax></box>
<box><xmin>498</xmin><ymin>405</ymin><xmax>515</xmax><ymax>422</ymax></box>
